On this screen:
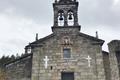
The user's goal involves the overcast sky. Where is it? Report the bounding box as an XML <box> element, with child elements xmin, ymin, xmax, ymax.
<box><xmin>0</xmin><ymin>0</ymin><xmax>120</xmax><ymax>57</ymax></box>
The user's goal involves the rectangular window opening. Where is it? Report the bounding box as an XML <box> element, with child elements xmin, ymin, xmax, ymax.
<box><xmin>63</xmin><ymin>48</ymin><xmax>71</xmax><ymax>58</ymax></box>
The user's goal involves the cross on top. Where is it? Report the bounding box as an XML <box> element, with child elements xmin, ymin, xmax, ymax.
<box><xmin>43</xmin><ymin>56</ymin><xmax>49</xmax><ymax>69</ymax></box>
<box><xmin>85</xmin><ymin>55</ymin><xmax>92</xmax><ymax>67</ymax></box>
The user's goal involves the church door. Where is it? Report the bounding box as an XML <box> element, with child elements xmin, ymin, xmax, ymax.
<box><xmin>61</xmin><ymin>72</ymin><xmax>74</xmax><ymax>80</ymax></box>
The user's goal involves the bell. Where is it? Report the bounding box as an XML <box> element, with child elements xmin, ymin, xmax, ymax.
<box><xmin>68</xmin><ymin>13</ymin><xmax>73</xmax><ymax>20</ymax></box>
<box><xmin>59</xmin><ymin>13</ymin><xmax>63</xmax><ymax>20</ymax></box>
<box><xmin>59</xmin><ymin>16</ymin><xmax>63</xmax><ymax>20</ymax></box>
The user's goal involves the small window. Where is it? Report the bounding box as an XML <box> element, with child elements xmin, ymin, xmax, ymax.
<box><xmin>63</xmin><ymin>48</ymin><xmax>71</xmax><ymax>58</ymax></box>
<box><xmin>27</xmin><ymin>47</ymin><xmax>32</xmax><ymax>53</ymax></box>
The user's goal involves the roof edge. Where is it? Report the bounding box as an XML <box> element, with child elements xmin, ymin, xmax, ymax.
<box><xmin>79</xmin><ymin>32</ymin><xmax>105</xmax><ymax>45</ymax></box>
<box><xmin>5</xmin><ymin>53</ymin><xmax>33</xmax><ymax>66</ymax></box>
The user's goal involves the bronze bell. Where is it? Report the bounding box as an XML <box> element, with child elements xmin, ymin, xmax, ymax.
<box><xmin>68</xmin><ymin>13</ymin><xmax>73</xmax><ymax>20</ymax></box>
<box><xmin>59</xmin><ymin>13</ymin><xmax>63</xmax><ymax>20</ymax></box>
<box><xmin>59</xmin><ymin>16</ymin><xmax>63</xmax><ymax>20</ymax></box>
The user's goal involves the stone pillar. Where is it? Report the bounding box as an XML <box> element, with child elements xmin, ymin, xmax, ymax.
<box><xmin>64</xmin><ymin>12</ymin><xmax>68</xmax><ymax>26</ymax></box>
<box><xmin>108</xmin><ymin>40</ymin><xmax>120</xmax><ymax>80</ymax></box>
<box><xmin>73</xmin><ymin>10</ymin><xmax>78</xmax><ymax>26</ymax></box>
<box><xmin>54</xmin><ymin>9</ymin><xmax>58</xmax><ymax>26</ymax></box>
<box><xmin>93</xmin><ymin>44</ymin><xmax>106</xmax><ymax>80</ymax></box>
<box><xmin>31</xmin><ymin>47</ymin><xmax>42</xmax><ymax>80</ymax></box>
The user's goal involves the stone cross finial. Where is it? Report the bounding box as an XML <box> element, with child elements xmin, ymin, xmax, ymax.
<box><xmin>96</xmin><ymin>31</ymin><xmax>99</xmax><ymax>39</ymax></box>
<box><xmin>36</xmin><ymin>33</ymin><xmax>38</xmax><ymax>41</ymax></box>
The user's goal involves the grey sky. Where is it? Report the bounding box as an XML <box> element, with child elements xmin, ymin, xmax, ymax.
<box><xmin>0</xmin><ymin>0</ymin><xmax>120</xmax><ymax>57</ymax></box>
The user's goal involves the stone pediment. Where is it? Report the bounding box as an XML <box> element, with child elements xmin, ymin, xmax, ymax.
<box><xmin>26</xmin><ymin>32</ymin><xmax>104</xmax><ymax>49</ymax></box>
<box><xmin>26</xmin><ymin>33</ymin><xmax>55</xmax><ymax>48</ymax></box>
<box><xmin>79</xmin><ymin>32</ymin><xmax>104</xmax><ymax>45</ymax></box>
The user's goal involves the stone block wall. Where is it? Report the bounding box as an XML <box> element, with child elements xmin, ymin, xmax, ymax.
<box><xmin>108</xmin><ymin>40</ymin><xmax>120</xmax><ymax>80</ymax></box>
<box><xmin>102</xmin><ymin>51</ymin><xmax>111</xmax><ymax>80</ymax></box>
<box><xmin>5</xmin><ymin>54</ymin><xmax>32</xmax><ymax>80</ymax></box>
<box><xmin>31</xmin><ymin>32</ymin><xmax>106</xmax><ymax>80</ymax></box>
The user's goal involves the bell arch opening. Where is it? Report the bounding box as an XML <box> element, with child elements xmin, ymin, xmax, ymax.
<box><xmin>58</xmin><ymin>10</ymin><xmax>64</xmax><ymax>26</ymax></box>
<box><xmin>67</xmin><ymin>10</ymin><xmax>74</xmax><ymax>26</ymax></box>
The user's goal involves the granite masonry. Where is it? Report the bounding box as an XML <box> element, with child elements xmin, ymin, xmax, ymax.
<box><xmin>5</xmin><ymin>0</ymin><xmax>120</xmax><ymax>80</ymax></box>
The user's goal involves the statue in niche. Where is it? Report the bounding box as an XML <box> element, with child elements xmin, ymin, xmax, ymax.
<box><xmin>62</xmin><ymin>36</ymin><xmax>71</xmax><ymax>45</ymax></box>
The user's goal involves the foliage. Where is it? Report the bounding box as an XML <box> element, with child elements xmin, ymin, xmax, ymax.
<box><xmin>0</xmin><ymin>53</ymin><xmax>29</xmax><ymax>68</ymax></box>
<box><xmin>0</xmin><ymin>53</ymin><xmax>29</xmax><ymax>80</ymax></box>
<box><xmin>0</xmin><ymin>68</ymin><xmax>6</xmax><ymax>80</ymax></box>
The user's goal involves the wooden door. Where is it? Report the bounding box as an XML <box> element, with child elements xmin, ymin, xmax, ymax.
<box><xmin>61</xmin><ymin>72</ymin><xmax>74</xmax><ymax>80</ymax></box>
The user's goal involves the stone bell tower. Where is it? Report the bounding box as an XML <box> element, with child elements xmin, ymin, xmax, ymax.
<box><xmin>52</xmin><ymin>0</ymin><xmax>81</xmax><ymax>33</ymax></box>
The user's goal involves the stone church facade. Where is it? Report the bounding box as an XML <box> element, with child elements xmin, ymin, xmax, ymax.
<box><xmin>5</xmin><ymin>0</ymin><xmax>120</xmax><ymax>80</ymax></box>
